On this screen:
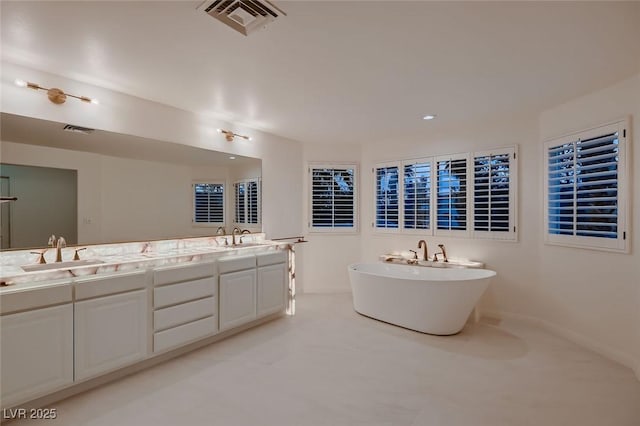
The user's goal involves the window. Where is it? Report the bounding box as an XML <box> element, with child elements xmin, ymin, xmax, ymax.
<box><xmin>436</xmin><ymin>155</ymin><xmax>469</xmax><ymax>235</ymax></box>
<box><xmin>403</xmin><ymin>160</ymin><xmax>431</xmax><ymax>230</ymax></box>
<box><xmin>544</xmin><ymin>120</ymin><xmax>628</xmax><ymax>252</ymax></box>
<box><xmin>309</xmin><ymin>164</ymin><xmax>357</xmax><ymax>232</ymax></box>
<box><xmin>375</xmin><ymin>165</ymin><xmax>399</xmax><ymax>229</ymax></box>
<box><xmin>473</xmin><ymin>148</ymin><xmax>517</xmax><ymax>240</ymax></box>
<box><xmin>193</xmin><ymin>182</ymin><xmax>224</xmax><ymax>225</ymax></box>
<box><xmin>234</xmin><ymin>178</ymin><xmax>261</xmax><ymax>225</ymax></box>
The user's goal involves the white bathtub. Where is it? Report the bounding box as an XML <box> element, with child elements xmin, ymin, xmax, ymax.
<box><xmin>348</xmin><ymin>263</ymin><xmax>496</xmax><ymax>335</ymax></box>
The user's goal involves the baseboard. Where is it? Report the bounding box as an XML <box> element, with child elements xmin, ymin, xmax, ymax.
<box><xmin>482</xmin><ymin>309</ymin><xmax>638</xmax><ymax>381</ymax></box>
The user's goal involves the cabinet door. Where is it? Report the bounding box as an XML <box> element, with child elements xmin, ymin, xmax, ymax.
<box><xmin>257</xmin><ymin>263</ymin><xmax>287</xmax><ymax>317</ymax></box>
<box><xmin>75</xmin><ymin>290</ymin><xmax>148</xmax><ymax>381</ymax></box>
<box><xmin>1</xmin><ymin>304</ymin><xmax>73</xmax><ymax>408</ymax></box>
<box><xmin>219</xmin><ymin>269</ymin><xmax>257</xmax><ymax>331</ymax></box>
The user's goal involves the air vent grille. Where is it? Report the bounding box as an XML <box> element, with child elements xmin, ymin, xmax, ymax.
<box><xmin>198</xmin><ymin>0</ymin><xmax>286</xmax><ymax>36</ymax></box>
<box><xmin>63</xmin><ymin>124</ymin><xmax>94</xmax><ymax>135</ymax></box>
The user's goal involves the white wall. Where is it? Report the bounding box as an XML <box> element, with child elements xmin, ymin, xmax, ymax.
<box><xmin>1</xmin><ymin>61</ymin><xmax>303</xmax><ymax>244</ymax></box>
<box><xmin>539</xmin><ymin>73</ymin><xmax>640</xmax><ymax>375</ymax></box>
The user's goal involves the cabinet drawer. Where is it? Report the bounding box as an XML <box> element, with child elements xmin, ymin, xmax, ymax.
<box><xmin>153</xmin><ymin>276</ymin><xmax>216</xmax><ymax>309</ymax></box>
<box><xmin>75</xmin><ymin>271</ymin><xmax>146</xmax><ymax>300</ymax></box>
<box><xmin>153</xmin><ymin>316</ymin><xmax>217</xmax><ymax>353</ymax></box>
<box><xmin>154</xmin><ymin>262</ymin><xmax>216</xmax><ymax>286</ymax></box>
<box><xmin>154</xmin><ymin>296</ymin><xmax>216</xmax><ymax>331</ymax></box>
<box><xmin>218</xmin><ymin>255</ymin><xmax>256</xmax><ymax>274</ymax></box>
<box><xmin>256</xmin><ymin>251</ymin><xmax>288</xmax><ymax>267</ymax></box>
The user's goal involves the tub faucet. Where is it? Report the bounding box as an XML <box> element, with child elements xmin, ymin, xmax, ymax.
<box><xmin>55</xmin><ymin>237</ymin><xmax>66</xmax><ymax>262</ymax></box>
<box><xmin>432</xmin><ymin>244</ymin><xmax>448</xmax><ymax>262</ymax></box>
<box><xmin>417</xmin><ymin>240</ymin><xmax>428</xmax><ymax>261</ymax></box>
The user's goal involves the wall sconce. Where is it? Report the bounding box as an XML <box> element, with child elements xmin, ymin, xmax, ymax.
<box><xmin>15</xmin><ymin>79</ymin><xmax>99</xmax><ymax>105</ymax></box>
<box><xmin>216</xmin><ymin>128</ymin><xmax>252</xmax><ymax>142</ymax></box>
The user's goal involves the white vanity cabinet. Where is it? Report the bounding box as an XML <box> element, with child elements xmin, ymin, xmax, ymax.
<box><xmin>1</xmin><ymin>283</ymin><xmax>74</xmax><ymax>408</ymax></box>
<box><xmin>74</xmin><ymin>271</ymin><xmax>148</xmax><ymax>381</ymax></box>
<box><xmin>219</xmin><ymin>255</ymin><xmax>258</xmax><ymax>331</ymax></box>
<box><xmin>256</xmin><ymin>252</ymin><xmax>288</xmax><ymax>317</ymax></box>
<box><xmin>152</xmin><ymin>261</ymin><xmax>217</xmax><ymax>353</ymax></box>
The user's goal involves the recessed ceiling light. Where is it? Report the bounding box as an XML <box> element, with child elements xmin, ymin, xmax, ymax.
<box><xmin>229</xmin><ymin>156</ymin><xmax>236</xmax><ymax>160</ymax></box>
<box><xmin>14</xmin><ymin>79</ymin><xmax>27</xmax><ymax>87</ymax></box>
<box><xmin>423</xmin><ymin>114</ymin><xmax>436</xmax><ymax>120</ymax></box>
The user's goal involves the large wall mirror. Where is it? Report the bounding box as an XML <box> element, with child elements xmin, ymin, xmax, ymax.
<box><xmin>0</xmin><ymin>113</ymin><xmax>262</xmax><ymax>250</ymax></box>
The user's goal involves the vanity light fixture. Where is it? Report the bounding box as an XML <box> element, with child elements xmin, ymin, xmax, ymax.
<box><xmin>14</xmin><ymin>79</ymin><xmax>99</xmax><ymax>105</ymax></box>
<box><xmin>216</xmin><ymin>128</ymin><xmax>252</xmax><ymax>142</ymax></box>
<box><xmin>229</xmin><ymin>156</ymin><xmax>236</xmax><ymax>160</ymax></box>
<box><xmin>422</xmin><ymin>114</ymin><xmax>437</xmax><ymax>120</ymax></box>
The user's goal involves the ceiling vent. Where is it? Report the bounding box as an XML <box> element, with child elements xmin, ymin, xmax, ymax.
<box><xmin>63</xmin><ymin>124</ymin><xmax>94</xmax><ymax>135</ymax></box>
<box><xmin>197</xmin><ymin>0</ymin><xmax>286</xmax><ymax>36</ymax></box>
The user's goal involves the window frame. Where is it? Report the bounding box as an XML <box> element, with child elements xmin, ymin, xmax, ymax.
<box><xmin>192</xmin><ymin>180</ymin><xmax>226</xmax><ymax>227</ymax></box>
<box><xmin>472</xmin><ymin>146</ymin><xmax>518</xmax><ymax>241</ymax></box>
<box><xmin>308</xmin><ymin>162</ymin><xmax>359</xmax><ymax>234</ymax></box>
<box><xmin>543</xmin><ymin>119</ymin><xmax>629</xmax><ymax>252</ymax></box>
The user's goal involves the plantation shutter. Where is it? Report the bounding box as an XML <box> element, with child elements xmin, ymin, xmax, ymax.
<box><xmin>545</xmin><ymin>120</ymin><xmax>628</xmax><ymax>252</ymax></box>
<box><xmin>194</xmin><ymin>183</ymin><xmax>224</xmax><ymax>224</ymax></box>
<box><xmin>310</xmin><ymin>166</ymin><xmax>356</xmax><ymax>230</ymax></box>
<box><xmin>403</xmin><ymin>161</ymin><xmax>431</xmax><ymax>230</ymax></box>
<box><xmin>473</xmin><ymin>150</ymin><xmax>514</xmax><ymax>237</ymax></box>
<box><xmin>375</xmin><ymin>165</ymin><xmax>399</xmax><ymax>229</ymax></box>
<box><xmin>436</xmin><ymin>157</ymin><xmax>468</xmax><ymax>232</ymax></box>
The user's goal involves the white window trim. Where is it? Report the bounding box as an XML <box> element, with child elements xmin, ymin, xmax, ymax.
<box><xmin>308</xmin><ymin>162</ymin><xmax>359</xmax><ymax>234</ymax></box>
<box><xmin>434</xmin><ymin>152</ymin><xmax>472</xmax><ymax>238</ymax></box>
<box><xmin>192</xmin><ymin>180</ymin><xmax>226</xmax><ymax>227</ymax></box>
<box><xmin>472</xmin><ymin>146</ymin><xmax>518</xmax><ymax>241</ymax></box>
<box><xmin>234</xmin><ymin>177</ymin><xmax>262</xmax><ymax>227</ymax></box>
<box><xmin>543</xmin><ymin>118</ymin><xmax>629</xmax><ymax>253</ymax></box>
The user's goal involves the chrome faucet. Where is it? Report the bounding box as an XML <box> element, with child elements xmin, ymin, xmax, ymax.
<box><xmin>232</xmin><ymin>227</ymin><xmax>242</xmax><ymax>245</ymax></box>
<box><xmin>55</xmin><ymin>237</ymin><xmax>66</xmax><ymax>262</ymax></box>
<box><xmin>417</xmin><ymin>240</ymin><xmax>428</xmax><ymax>261</ymax></box>
<box><xmin>432</xmin><ymin>244</ymin><xmax>448</xmax><ymax>262</ymax></box>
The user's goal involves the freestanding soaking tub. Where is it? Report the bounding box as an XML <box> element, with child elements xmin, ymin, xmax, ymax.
<box><xmin>348</xmin><ymin>263</ymin><xmax>496</xmax><ymax>335</ymax></box>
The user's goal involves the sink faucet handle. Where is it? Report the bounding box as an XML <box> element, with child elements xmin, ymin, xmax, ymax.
<box><xmin>73</xmin><ymin>247</ymin><xmax>87</xmax><ymax>261</ymax></box>
<box><xmin>31</xmin><ymin>250</ymin><xmax>47</xmax><ymax>264</ymax></box>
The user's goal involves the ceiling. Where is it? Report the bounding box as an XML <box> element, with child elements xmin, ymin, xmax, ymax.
<box><xmin>1</xmin><ymin>1</ymin><xmax>639</xmax><ymax>146</ymax></box>
<box><xmin>0</xmin><ymin>113</ymin><xmax>260</xmax><ymax>167</ymax></box>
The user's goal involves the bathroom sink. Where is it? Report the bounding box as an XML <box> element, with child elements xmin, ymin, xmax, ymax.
<box><xmin>22</xmin><ymin>259</ymin><xmax>105</xmax><ymax>272</ymax></box>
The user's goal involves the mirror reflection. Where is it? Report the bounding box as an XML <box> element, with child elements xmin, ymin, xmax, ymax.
<box><xmin>0</xmin><ymin>113</ymin><xmax>262</xmax><ymax>250</ymax></box>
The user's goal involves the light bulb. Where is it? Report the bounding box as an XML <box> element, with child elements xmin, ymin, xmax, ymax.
<box><xmin>14</xmin><ymin>79</ymin><xmax>27</xmax><ymax>87</ymax></box>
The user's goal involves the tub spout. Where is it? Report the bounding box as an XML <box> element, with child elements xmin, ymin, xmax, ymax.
<box><xmin>417</xmin><ymin>240</ymin><xmax>428</xmax><ymax>261</ymax></box>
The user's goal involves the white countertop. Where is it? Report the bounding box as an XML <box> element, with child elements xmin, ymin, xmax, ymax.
<box><xmin>0</xmin><ymin>234</ymin><xmax>289</xmax><ymax>291</ymax></box>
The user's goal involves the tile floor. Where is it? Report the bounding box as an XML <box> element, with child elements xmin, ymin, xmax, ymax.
<box><xmin>9</xmin><ymin>293</ymin><xmax>640</xmax><ymax>426</ymax></box>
